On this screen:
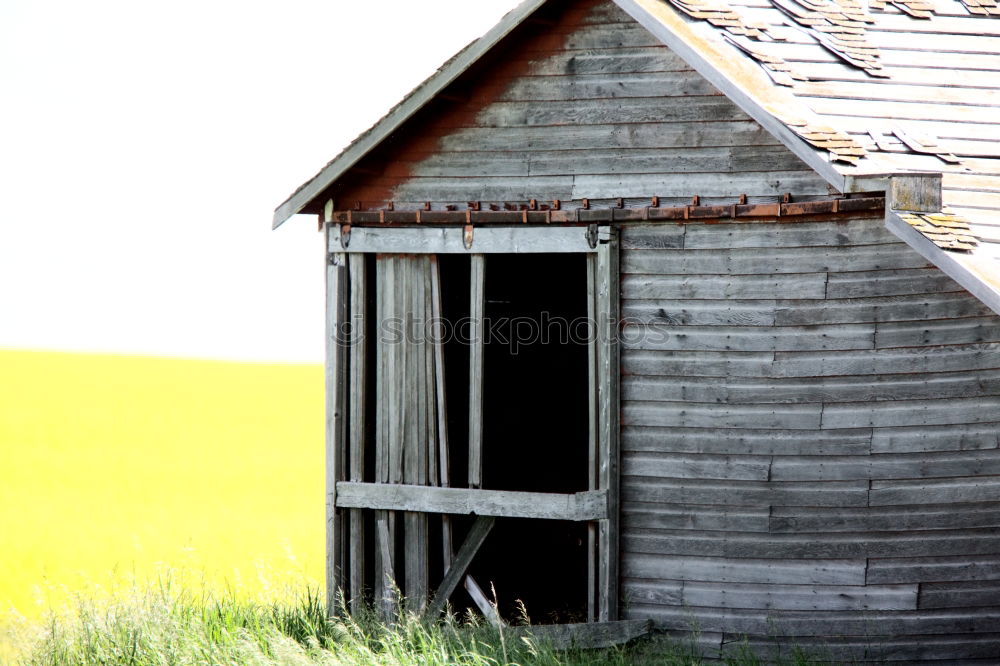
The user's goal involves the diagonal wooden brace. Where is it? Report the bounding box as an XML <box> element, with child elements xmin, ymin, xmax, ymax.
<box><xmin>426</xmin><ymin>515</ymin><xmax>495</xmax><ymax>617</ymax></box>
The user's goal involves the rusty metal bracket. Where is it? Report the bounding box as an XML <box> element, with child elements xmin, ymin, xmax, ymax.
<box><xmin>586</xmin><ymin>224</ymin><xmax>599</xmax><ymax>249</ymax></box>
<box><xmin>464</xmin><ymin>223</ymin><xmax>474</xmax><ymax>250</ymax></box>
<box><xmin>340</xmin><ymin>224</ymin><xmax>352</xmax><ymax>249</ymax></box>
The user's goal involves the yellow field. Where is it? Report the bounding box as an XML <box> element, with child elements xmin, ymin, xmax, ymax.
<box><xmin>0</xmin><ymin>350</ymin><xmax>325</xmax><ymax>620</ymax></box>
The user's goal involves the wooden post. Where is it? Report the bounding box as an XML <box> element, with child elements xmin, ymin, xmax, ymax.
<box><xmin>596</xmin><ymin>226</ymin><xmax>620</xmax><ymax>622</ymax></box>
<box><xmin>375</xmin><ymin>256</ymin><xmax>398</xmax><ymax>616</ymax></box>
<box><xmin>325</xmin><ymin>216</ymin><xmax>350</xmax><ymax>617</ymax></box>
<box><xmin>468</xmin><ymin>254</ymin><xmax>485</xmax><ymax>489</ymax></box>
<box><xmin>404</xmin><ymin>257</ymin><xmax>430</xmax><ymax>611</ymax></box>
<box><xmin>348</xmin><ymin>254</ymin><xmax>367</xmax><ymax>614</ymax></box>
<box><xmin>586</xmin><ymin>253</ymin><xmax>598</xmax><ymax>623</ymax></box>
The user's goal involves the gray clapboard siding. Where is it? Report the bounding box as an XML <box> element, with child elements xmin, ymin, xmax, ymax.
<box><xmin>772</xmin><ymin>291</ymin><xmax>992</xmax><ymax>326</ymax></box>
<box><xmin>727</xmin><ymin>633</ymin><xmax>1000</xmax><ymax>663</ymax></box>
<box><xmin>622</xmin><ymin>349</ymin><xmax>777</xmax><ymax>378</ymax></box>
<box><xmin>432</xmin><ymin>121</ymin><xmax>772</xmax><ymax>153</ymax></box>
<box><xmin>875</xmin><ymin>316</ymin><xmax>1000</xmax><ymax>349</ymax></box>
<box><xmin>623</xmin><ymin>502</ymin><xmax>770</xmax><ymax>531</ymax></box>
<box><xmin>680</xmin><ymin>219</ymin><xmax>895</xmax><ymax>249</ymax></box>
<box><xmin>621</xmin><ymin>322</ymin><xmax>875</xmax><ymax>352</ymax></box>
<box><xmin>622</xmin><ymin>274</ymin><xmax>829</xmax><ymax>300</ymax></box>
<box><xmin>622</xmin><ymin>425</ymin><xmax>873</xmax><ymax>456</ymax></box>
<box><xmin>770</xmin><ymin>503</ymin><xmax>1000</xmax><ymax>533</ymax></box>
<box><xmin>769</xmin><ymin>449</ymin><xmax>1000</xmax><ymax>482</ymax></box>
<box><xmin>622</xmin><ymin>553</ymin><xmax>866</xmax><ymax>585</ymax></box>
<box><xmin>869</xmin><ymin>477</ymin><xmax>1000</xmax><ymax>506</ymax></box>
<box><xmin>622</xmin><ymin>244</ymin><xmax>928</xmax><ymax>276</ymax></box>
<box><xmin>871</xmin><ymin>422</ymin><xmax>1000</xmax><ymax>454</ymax></box>
<box><xmin>822</xmin><ymin>396</ymin><xmax>1000</xmax><ymax>429</ymax></box>
<box><xmin>918</xmin><ymin>580</ymin><xmax>1000</xmax><ymax>609</ymax></box>
<box><xmin>622</xmin><ymin>451</ymin><xmax>771</xmax><ymax>480</ymax></box>
<box><xmin>622</xmin><ymin>478</ymin><xmax>869</xmax><ymax>507</ymax></box>
<box><xmin>624</xmin><ymin>401</ymin><xmax>823</xmax><ymax>429</ymax></box>
<box><xmin>772</xmin><ymin>343</ymin><xmax>1000</xmax><ymax>377</ymax></box>
<box><xmin>623</xmin><ymin>300</ymin><xmax>777</xmax><ymax>326</ymax></box>
<box><xmin>624</xmin><ymin>371</ymin><xmax>1000</xmax><ymax>404</ymax></box>
<box><xmin>624</xmin><ymin>292</ymin><xmax>992</xmax><ymax>327</ymax></box>
<box><xmin>495</xmin><ymin>71</ymin><xmax>720</xmax><ymax>101</ymax></box>
<box><xmin>825</xmin><ymin>268</ymin><xmax>961</xmax><ymax>299</ymax></box>
<box><xmin>623</xmin><ymin>528</ymin><xmax>1000</xmax><ymax>559</ymax></box>
<box><xmin>628</xmin><ymin>604</ymin><xmax>1000</xmax><ymax>637</ymax></box>
<box><xmin>624</xmin><ymin>579</ymin><xmax>918</xmax><ymax>611</ymax></box>
<box><xmin>572</xmin><ymin>171</ymin><xmax>830</xmax><ymax>199</ymax></box>
<box><xmin>867</xmin><ymin>554</ymin><xmax>1000</xmax><ymax>584</ymax></box>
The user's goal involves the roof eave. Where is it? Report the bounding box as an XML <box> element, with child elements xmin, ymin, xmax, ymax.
<box><xmin>272</xmin><ymin>0</ymin><xmax>549</xmax><ymax>230</ymax></box>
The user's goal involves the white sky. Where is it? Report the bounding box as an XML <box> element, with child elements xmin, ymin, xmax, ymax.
<box><xmin>0</xmin><ymin>0</ymin><xmax>519</xmax><ymax>362</ymax></box>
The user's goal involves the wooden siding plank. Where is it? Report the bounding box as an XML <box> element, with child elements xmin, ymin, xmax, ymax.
<box><xmin>822</xmin><ymin>397</ymin><xmax>1000</xmax><ymax>429</ymax></box>
<box><xmin>772</xmin><ymin>343</ymin><xmax>1000</xmax><ymax>377</ymax></box>
<box><xmin>571</xmin><ymin>171</ymin><xmax>830</xmax><ymax>199</ymax></box>
<box><xmin>919</xmin><ymin>581</ymin><xmax>1000</xmax><ymax>610</ymax></box>
<box><xmin>624</xmin><ymin>579</ymin><xmax>918</xmax><ymax>611</ymax></box>
<box><xmin>335</xmin><ymin>482</ymin><xmax>609</xmax><ymax>521</ymax></box>
<box><xmin>622</xmin><ymin>553</ymin><xmax>866</xmax><ymax>585</ymax></box>
<box><xmin>622</xmin><ymin>452</ymin><xmax>771</xmax><ymax>481</ymax></box>
<box><xmin>624</xmin><ymin>370</ymin><xmax>1000</xmax><ymax>404</ymax></box>
<box><xmin>622</xmin><ymin>244</ymin><xmax>927</xmax><ymax>276</ymax></box>
<box><xmin>621</xmin><ymin>478</ymin><xmax>869</xmax><ymax>507</ymax></box>
<box><xmin>681</xmin><ymin>220</ymin><xmax>895</xmax><ymax>249</ymax></box>
<box><xmin>770</xmin><ymin>449</ymin><xmax>1000</xmax><ymax>482</ymax></box>
<box><xmin>871</xmin><ymin>422</ymin><xmax>1000</xmax><ymax>454</ymax></box>
<box><xmin>869</xmin><ymin>477</ymin><xmax>1000</xmax><ymax>505</ymax></box>
<box><xmin>868</xmin><ymin>554</ymin><xmax>1000</xmax><ymax>584</ymax></box>
<box><xmin>433</xmin><ymin>121</ymin><xmax>776</xmax><ymax>152</ymax></box>
<box><xmin>622</xmin><ymin>273</ymin><xmax>829</xmax><ymax>300</ymax></box>
<box><xmin>621</xmin><ymin>323</ymin><xmax>875</xmax><ymax>352</ymax></box>
<box><xmin>825</xmin><ymin>268</ymin><xmax>961</xmax><ymax>299</ymax></box>
<box><xmin>623</xmin><ymin>425</ymin><xmax>873</xmax><ymax>456</ymax></box>
<box><xmin>473</xmin><ymin>97</ymin><xmax>751</xmax><ymax>128</ymax></box>
<box><xmin>772</xmin><ymin>292</ymin><xmax>993</xmax><ymax>326</ymax></box>
<box><xmin>625</xmin><ymin>400</ymin><xmax>823</xmax><ymax>429</ymax></box>
<box><xmin>628</xmin><ymin>604</ymin><xmax>1000</xmax><ymax>637</ymax></box>
<box><xmin>623</xmin><ymin>528</ymin><xmax>1000</xmax><ymax>559</ymax></box>
<box><xmin>622</xmin><ymin>349</ymin><xmax>777</xmax><ymax>378</ymax></box>
<box><xmin>770</xmin><ymin>503</ymin><xmax>1000</xmax><ymax>533</ymax></box>
<box><xmin>623</xmin><ymin>502</ymin><xmax>770</xmax><ymax>532</ymax></box>
<box><xmin>876</xmin><ymin>316</ymin><xmax>1000</xmax><ymax>349</ymax></box>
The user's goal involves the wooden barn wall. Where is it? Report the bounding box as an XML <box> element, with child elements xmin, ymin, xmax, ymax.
<box><xmin>329</xmin><ymin>0</ymin><xmax>833</xmax><ymax>210</ymax></box>
<box><xmin>619</xmin><ymin>216</ymin><xmax>1000</xmax><ymax>662</ymax></box>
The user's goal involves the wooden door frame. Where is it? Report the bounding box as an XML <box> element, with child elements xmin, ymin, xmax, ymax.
<box><xmin>324</xmin><ymin>222</ymin><xmax>620</xmax><ymax>621</ymax></box>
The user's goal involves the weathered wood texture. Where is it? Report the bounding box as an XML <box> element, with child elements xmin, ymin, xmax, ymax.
<box><xmin>619</xmin><ymin>217</ymin><xmax>1000</xmax><ymax>661</ymax></box>
<box><xmin>329</xmin><ymin>0</ymin><xmax>831</xmax><ymax>211</ymax></box>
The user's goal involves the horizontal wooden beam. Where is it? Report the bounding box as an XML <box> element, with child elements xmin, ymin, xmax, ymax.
<box><xmin>335</xmin><ymin>482</ymin><xmax>608</xmax><ymax>521</ymax></box>
<box><xmin>510</xmin><ymin>619</ymin><xmax>652</xmax><ymax>650</ymax></box>
<box><xmin>330</xmin><ymin>225</ymin><xmax>597</xmax><ymax>254</ymax></box>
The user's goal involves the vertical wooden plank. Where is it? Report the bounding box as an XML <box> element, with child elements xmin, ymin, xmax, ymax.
<box><xmin>325</xmin><ymin>220</ymin><xmax>350</xmax><ymax>617</ymax></box>
<box><xmin>597</xmin><ymin>226</ymin><xmax>620</xmax><ymax>622</ymax></box>
<box><xmin>404</xmin><ymin>257</ymin><xmax>429</xmax><ymax>611</ymax></box>
<box><xmin>375</xmin><ymin>256</ymin><xmax>397</xmax><ymax>616</ymax></box>
<box><xmin>430</xmin><ymin>256</ymin><xmax>455</xmax><ymax>569</ymax></box>
<box><xmin>468</xmin><ymin>254</ymin><xmax>486</xmax><ymax>489</ymax></box>
<box><xmin>348</xmin><ymin>254</ymin><xmax>367</xmax><ymax>614</ymax></box>
<box><xmin>587</xmin><ymin>253</ymin><xmax>598</xmax><ymax>624</ymax></box>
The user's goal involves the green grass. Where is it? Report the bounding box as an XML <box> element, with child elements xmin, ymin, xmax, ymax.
<box><xmin>3</xmin><ymin>582</ymin><xmax>826</xmax><ymax>666</ymax></box>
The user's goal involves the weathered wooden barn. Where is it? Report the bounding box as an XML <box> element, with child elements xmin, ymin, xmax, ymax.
<box><xmin>274</xmin><ymin>0</ymin><xmax>1000</xmax><ymax>660</ymax></box>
